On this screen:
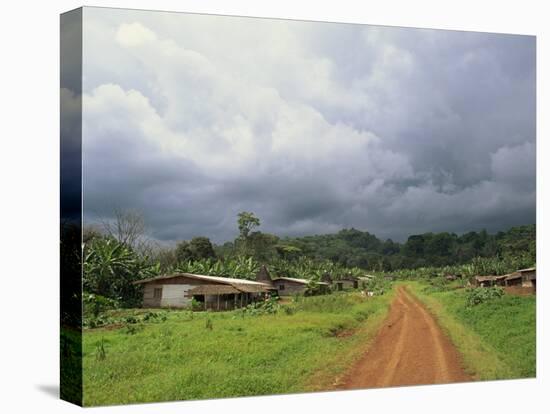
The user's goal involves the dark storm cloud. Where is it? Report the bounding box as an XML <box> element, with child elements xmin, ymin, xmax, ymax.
<box><xmin>81</xmin><ymin>8</ymin><xmax>535</xmax><ymax>243</ymax></box>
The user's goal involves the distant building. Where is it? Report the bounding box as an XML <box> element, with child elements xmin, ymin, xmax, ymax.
<box><xmin>473</xmin><ymin>275</ymin><xmax>507</xmax><ymax>287</ymax></box>
<box><xmin>335</xmin><ymin>276</ymin><xmax>359</xmax><ymax>291</ymax></box>
<box><xmin>518</xmin><ymin>267</ymin><xmax>536</xmax><ymax>290</ymax></box>
<box><xmin>271</xmin><ymin>276</ymin><xmax>329</xmax><ymax>296</ymax></box>
<box><xmin>133</xmin><ymin>273</ymin><xmax>271</xmax><ymax>310</ymax></box>
<box><xmin>504</xmin><ymin>272</ymin><xmax>522</xmax><ymax>287</ymax></box>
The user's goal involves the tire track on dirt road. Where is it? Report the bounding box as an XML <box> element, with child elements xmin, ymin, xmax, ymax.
<box><xmin>342</xmin><ymin>285</ymin><xmax>470</xmax><ymax>389</ymax></box>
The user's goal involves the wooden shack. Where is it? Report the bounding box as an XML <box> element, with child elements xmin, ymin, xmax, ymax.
<box><xmin>473</xmin><ymin>275</ymin><xmax>507</xmax><ymax>287</ymax></box>
<box><xmin>271</xmin><ymin>276</ymin><xmax>329</xmax><ymax>296</ymax></box>
<box><xmin>132</xmin><ymin>273</ymin><xmax>271</xmax><ymax>310</ymax></box>
<box><xmin>504</xmin><ymin>272</ymin><xmax>522</xmax><ymax>287</ymax></box>
<box><xmin>335</xmin><ymin>276</ymin><xmax>359</xmax><ymax>291</ymax></box>
<box><xmin>518</xmin><ymin>267</ymin><xmax>536</xmax><ymax>290</ymax></box>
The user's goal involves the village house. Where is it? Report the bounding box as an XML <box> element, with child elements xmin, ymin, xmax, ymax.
<box><xmin>133</xmin><ymin>273</ymin><xmax>272</xmax><ymax>310</ymax></box>
<box><xmin>335</xmin><ymin>276</ymin><xmax>359</xmax><ymax>291</ymax></box>
<box><xmin>518</xmin><ymin>267</ymin><xmax>536</xmax><ymax>290</ymax></box>
<box><xmin>473</xmin><ymin>274</ymin><xmax>507</xmax><ymax>287</ymax></box>
<box><xmin>475</xmin><ymin>267</ymin><xmax>536</xmax><ymax>293</ymax></box>
<box><xmin>271</xmin><ymin>276</ymin><xmax>329</xmax><ymax>296</ymax></box>
<box><xmin>504</xmin><ymin>272</ymin><xmax>522</xmax><ymax>287</ymax></box>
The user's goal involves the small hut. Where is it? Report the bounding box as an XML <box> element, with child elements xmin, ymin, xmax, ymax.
<box><xmin>271</xmin><ymin>276</ymin><xmax>329</xmax><ymax>296</ymax></box>
<box><xmin>518</xmin><ymin>267</ymin><xmax>536</xmax><ymax>290</ymax></box>
<box><xmin>335</xmin><ymin>277</ymin><xmax>359</xmax><ymax>291</ymax></box>
<box><xmin>473</xmin><ymin>275</ymin><xmax>507</xmax><ymax>287</ymax></box>
<box><xmin>504</xmin><ymin>272</ymin><xmax>522</xmax><ymax>287</ymax></box>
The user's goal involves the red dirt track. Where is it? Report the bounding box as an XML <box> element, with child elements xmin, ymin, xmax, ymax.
<box><xmin>342</xmin><ymin>285</ymin><xmax>470</xmax><ymax>389</ymax></box>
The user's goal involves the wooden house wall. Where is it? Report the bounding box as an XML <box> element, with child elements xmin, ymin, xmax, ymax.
<box><xmin>142</xmin><ymin>284</ymin><xmax>161</xmax><ymax>307</ymax></box>
<box><xmin>340</xmin><ymin>280</ymin><xmax>358</xmax><ymax>289</ymax></box>
<box><xmin>521</xmin><ymin>270</ymin><xmax>536</xmax><ymax>287</ymax></box>
<box><xmin>142</xmin><ymin>283</ymin><xmax>194</xmax><ymax>308</ymax></box>
<box><xmin>274</xmin><ymin>280</ymin><xmax>306</xmax><ymax>296</ymax></box>
<box><xmin>141</xmin><ymin>276</ymin><xmax>226</xmax><ymax>308</ymax></box>
<box><xmin>506</xmin><ymin>277</ymin><xmax>522</xmax><ymax>287</ymax></box>
<box><xmin>160</xmin><ymin>284</ymin><xmax>193</xmax><ymax>307</ymax></box>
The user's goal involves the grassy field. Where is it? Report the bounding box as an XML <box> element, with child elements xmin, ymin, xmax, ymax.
<box><xmin>82</xmin><ymin>291</ymin><xmax>394</xmax><ymax>406</ymax></box>
<box><xmin>408</xmin><ymin>282</ymin><xmax>536</xmax><ymax>380</ymax></box>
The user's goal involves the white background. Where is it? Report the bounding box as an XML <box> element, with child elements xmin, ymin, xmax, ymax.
<box><xmin>0</xmin><ymin>0</ymin><xmax>547</xmax><ymax>412</ymax></box>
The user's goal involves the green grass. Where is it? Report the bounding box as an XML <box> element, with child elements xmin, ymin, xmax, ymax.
<box><xmin>82</xmin><ymin>291</ymin><xmax>394</xmax><ymax>406</ymax></box>
<box><xmin>408</xmin><ymin>282</ymin><xmax>535</xmax><ymax>380</ymax></box>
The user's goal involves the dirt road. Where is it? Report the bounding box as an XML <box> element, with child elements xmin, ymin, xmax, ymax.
<box><xmin>342</xmin><ymin>285</ymin><xmax>470</xmax><ymax>389</ymax></box>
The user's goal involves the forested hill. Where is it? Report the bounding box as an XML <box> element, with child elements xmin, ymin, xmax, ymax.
<box><xmin>276</xmin><ymin>224</ymin><xmax>535</xmax><ymax>271</ymax></box>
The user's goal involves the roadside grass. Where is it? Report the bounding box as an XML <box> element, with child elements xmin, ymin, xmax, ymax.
<box><xmin>408</xmin><ymin>282</ymin><xmax>535</xmax><ymax>380</ymax></box>
<box><xmin>82</xmin><ymin>290</ymin><xmax>394</xmax><ymax>406</ymax></box>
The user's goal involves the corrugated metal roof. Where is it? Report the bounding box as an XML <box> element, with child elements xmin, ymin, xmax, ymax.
<box><xmin>187</xmin><ymin>285</ymin><xmax>241</xmax><ymax>295</ymax></box>
<box><xmin>272</xmin><ymin>277</ymin><xmax>329</xmax><ymax>285</ymax></box>
<box><xmin>233</xmin><ymin>283</ymin><xmax>271</xmax><ymax>293</ymax></box>
<box><xmin>518</xmin><ymin>267</ymin><xmax>536</xmax><ymax>273</ymax></box>
<box><xmin>504</xmin><ymin>272</ymin><xmax>522</xmax><ymax>280</ymax></box>
<box><xmin>133</xmin><ymin>272</ymin><xmax>271</xmax><ymax>287</ymax></box>
<box><xmin>474</xmin><ymin>275</ymin><xmax>507</xmax><ymax>282</ymax></box>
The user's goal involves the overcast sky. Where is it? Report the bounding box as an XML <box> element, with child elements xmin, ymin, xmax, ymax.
<box><xmin>74</xmin><ymin>7</ymin><xmax>536</xmax><ymax>244</ymax></box>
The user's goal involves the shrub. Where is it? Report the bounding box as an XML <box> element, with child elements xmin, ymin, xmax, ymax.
<box><xmin>282</xmin><ymin>306</ymin><xmax>295</xmax><ymax>315</ymax></box>
<box><xmin>95</xmin><ymin>338</ymin><xmax>107</xmax><ymax>361</ymax></box>
<box><xmin>354</xmin><ymin>309</ymin><xmax>373</xmax><ymax>322</ymax></box>
<box><xmin>122</xmin><ymin>323</ymin><xmax>144</xmax><ymax>335</ymax></box>
<box><xmin>124</xmin><ymin>315</ymin><xmax>139</xmax><ymax>324</ymax></box>
<box><xmin>191</xmin><ymin>298</ymin><xmax>203</xmax><ymax>311</ymax></box>
<box><xmin>83</xmin><ymin>293</ymin><xmax>119</xmax><ymax>318</ymax></box>
<box><xmin>240</xmin><ymin>296</ymin><xmax>280</xmax><ymax>316</ymax></box>
<box><xmin>466</xmin><ymin>286</ymin><xmax>504</xmax><ymax>307</ymax></box>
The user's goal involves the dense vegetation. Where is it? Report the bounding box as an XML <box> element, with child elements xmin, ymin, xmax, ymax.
<box><xmin>83</xmin><ymin>209</ymin><xmax>534</xmax><ymax>307</ymax></box>
<box><xmin>82</xmin><ymin>291</ymin><xmax>394</xmax><ymax>406</ymax></box>
<box><xmin>274</xmin><ymin>224</ymin><xmax>535</xmax><ymax>271</ymax></box>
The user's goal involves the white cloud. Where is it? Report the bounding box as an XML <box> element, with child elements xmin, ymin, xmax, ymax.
<box><xmin>115</xmin><ymin>22</ymin><xmax>157</xmax><ymax>47</ymax></box>
<box><xmin>80</xmin><ymin>8</ymin><xmax>535</xmax><ymax>242</ymax></box>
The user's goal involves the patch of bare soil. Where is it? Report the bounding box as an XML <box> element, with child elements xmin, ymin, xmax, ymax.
<box><xmin>341</xmin><ymin>286</ymin><xmax>470</xmax><ymax>389</ymax></box>
<box><xmin>504</xmin><ymin>286</ymin><xmax>535</xmax><ymax>296</ymax></box>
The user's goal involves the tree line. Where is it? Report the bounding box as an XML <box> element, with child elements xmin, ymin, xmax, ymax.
<box><xmin>82</xmin><ymin>209</ymin><xmax>535</xmax><ymax>306</ymax></box>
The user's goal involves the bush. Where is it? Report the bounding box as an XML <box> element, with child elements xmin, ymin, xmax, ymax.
<box><xmin>83</xmin><ymin>293</ymin><xmax>119</xmax><ymax>318</ymax></box>
<box><xmin>122</xmin><ymin>323</ymin><xmax>144</xmax><ymax>335</ymax></box>
<box><xmin>191</xmin><ymin>298</ymin><xmax>203</xmax><ymax>311</ymax></box>
<box><xmin>240</xmin><ymin>296</ymin><xmax>280</xmax><ymax>316</ymax></box>
<box><xmin>282</xmin><ymin>305</ymin><xmax>295</xmax><ymax>315</ymax></box>
<box><xmin>353</xmin><ymin>309</ymin><xmax>373</xmax><ymax>322</ymax></box>
<box><xmin>124</xmin><ymin>315</ymin><xmax>139</xmax><ymax>324</ymax></box>
<box><xmin>95</xmin><ymin>338</ymin><xmax>107</xmax><ymax>361</ymax></box>
<box><xmin>466</xmin><ymin>286</ymin><xmax>504</xmax><ymax>307</ymax></box>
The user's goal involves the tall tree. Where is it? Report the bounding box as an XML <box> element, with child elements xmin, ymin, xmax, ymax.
<box><xmin>189</xmin><ymin>237</ymin><xmax>217</xmax><ymax>260</ymax></box>
<box><xmin>237</xmin><ymin>211</ymin><xmax>260</xmax><ymax>239</ymax></box>
<box><xmin>175</xmin><ymin>240</ymin><xmax>193</xmax><ymax>263</ymax></box>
